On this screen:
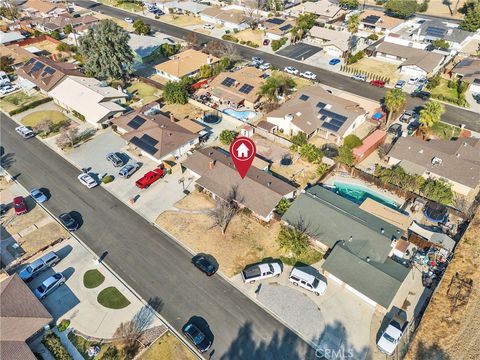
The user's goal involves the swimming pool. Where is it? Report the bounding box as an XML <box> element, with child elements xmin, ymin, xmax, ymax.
<box><xmin>223</xmin><ymin>108</ymin><xmax>256</xmax><ymax>121</ymax></box>
<box><xmin>330</xmin><ymin>181</ymin><xmax>400</xmax><ymax>208</ymax></box>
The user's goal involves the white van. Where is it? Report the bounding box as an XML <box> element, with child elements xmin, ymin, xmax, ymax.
<box><xmin>289</xmin><ymin>267</ymin><xmax>327</xmax><ymax>296</ymax></box>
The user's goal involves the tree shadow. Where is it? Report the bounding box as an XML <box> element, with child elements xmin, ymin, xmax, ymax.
<box><xmin>0</xmin><ymin>151</ymin><xmax>15</xmax><ymax>170</ymax></box>
<box><xmin>413</xmin><ymin>341</ymin><xmax>451</xmax><ymax>360</ymax></box>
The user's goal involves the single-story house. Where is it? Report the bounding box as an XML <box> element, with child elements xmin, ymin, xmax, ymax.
<box><xmin>387</xmin><ymin>136</ymin><xmax>480</xmax><ymax>197</ymax></box>
<box><xmin>157</xmin><ymin>0</ymin><xmax>209</xmax><ymax>15</ymax></box>
<box><xmin>283</xmin><ymin>185</ymin><xmax>410</xmax><ymax>311</ymax></box>
<box><xmin>358</xmin><ymin>10</ymin><xmax>403</xmax><ymax>34</ymax></box>
<box><xmin>260</xmin><ymin>17</ymin><xmax>296</xmax><ymax>41</ymax></box>
<box><xmin>1</xmin><ymin>274</ymin><xmax>53</xmax><ymax>360</ymax></box>
<box><xmin>287</xmin><ymin>0</ymin><xmax>345</xmax><ymax>24</ymax></box>
<box><xmin>308</xmin><ymin>26</ymin><xmax>351</xmax><ymax>57</ymax></box>
<box><xmin>22</xmin><ymin>0</ymin><xmax>66</xmax><ymax>17</ymax></box>
<box><xmin>452</xmin><ymin>57</ymin><xmax>480</xmax><ymax>93</ymax></box>
<box><xmin>374</xmin><ymin>41</ymin><xmax>446</xmax><ymax>78</ymax></box>
<box><xmin>200</xmin><ymin>7</ymin><xmax>248</xmax><ymax>31</ymax></box>
<box><xmin>112</xmin><ymin>103</ymin><xmax>199</xmax><ymax>163</ymax></box>
<box><xmin>0</xmin><ymin>31</ymin><xmax>25</xmax><ymax>45</ymax></box>
<box><xmin>265</xmin><ymin>85</ymin><xmax>367</xmax><ymax>144</ymax></box>
<box><xmin>128</xmin><ymin>33</ymin><xmax>172</xmax><ymax>65</ymax></box>
<box><xmin>49</xmin><ymin>76</ymin><xmax>127</xmax><ymax>126</ymax></box>
<box><xmin>32</xmin><ymin>14</ymin><xmax>98</xmax><ymax>33</ymax></box>
<box><xmin>411</xmin><ymin>19</ymin><xmax>473</xmax><ymax>51</ymax></box>
<box><xmin>0</xmin><ymin>44</ymin><xmax>34</xmax><ymax>68</ymax></box>
<box><xmin>182</xmin><ymin>147</ymin><xmax>297</xmax><ymax>222</ymax></box>
<box><xmin>16</xmin><ymin>56</ymin><xmax>82</xmax><ymax>94</ymax></box>
<box><xmin>154</xmin><ymin>48</ymin><xmax>219</xmax><ymax>82</ymax></box>
<box><xmin>200</xmin><ymin>66</ymin><xmax>264</xmax><ymax>108</ymax></box>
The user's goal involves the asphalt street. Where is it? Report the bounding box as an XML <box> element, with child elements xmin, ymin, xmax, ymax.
<box><xmin>76</xmin><ymin>0</ymin><xmax>480</xmax><ymax>133</ymax></box>
<box><xmin>1</xmin><ymin>115</ymin><xmax>316</xmax><ymax>360</ymax></box>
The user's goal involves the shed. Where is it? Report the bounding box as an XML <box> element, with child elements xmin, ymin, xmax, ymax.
<box><xmin>353</xmin><ymin>130</ymin><xmax>386</xmax><ymax>161</ymax></box>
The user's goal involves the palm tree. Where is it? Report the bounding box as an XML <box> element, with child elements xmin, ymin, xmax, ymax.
<box><xmin>258</xmin><ymin>73</ymin><xmax>296</xmax><ymax>103</ymax></box>
<box><xmin>346</xmin><ymin>14</ymin><xmax>360</xmax><ymax>34</ymax></box>
<box><xmin>384</xmin><ymin>88</ymin><xmax>407</xmax><ymax>125</ymax></box>
<box><xmin>419</xmin><ymin>101</ymin><xmax>445</xmax><ymax>128</ymax></box>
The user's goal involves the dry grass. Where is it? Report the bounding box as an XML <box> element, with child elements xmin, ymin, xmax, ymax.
<box><xmin>4</xmin><ymin>206</ymin><xmax>47</xmax><ymax>235</ymax></box>
<box><xmin>235</xmin><ymin>29</ymin><xmax>264</xmax><ymax>46</ymax></box>
<box><xmin>160</xmin><ymin>102</ymin><xmax>204</xmax><ymax>121</ymax></box>
<box><xmin>31</xmin><ymin>40</ymin><xmax>71</xmax><ymax>59</ymax></box>
<box><xmin>362</xmin><ymin>0</ymin><xmax>466</xmax><ymax>18</ymax></box>
<box><xmin>159</xmin><ymin>14</ymin><xmax>203</xmax><ymax>27</ymax></box>
<box><xmin>405</xmin><ymin>209</ymin><xmax>480</xmax><ymax>360</ymax></box>
<box><xmin>17</xmin><ymin>222</ymin><xmax>68</xmax><ymax>254</ymax></box>
<box><xmin>349</xmin><ymin>58</ymin><xmax>400</xmax><ymax>83</ymax></box>
<box><xmin>93</xmin><ymin>13</ymin><xmax>129</xmax><ymax>28</ymax></box>
<box><xmin>139</xmin><ymin>332</ymin><xmax>196</xmax><ymax>360</ymax></box>
<box><xmin>173</xmin><ymin>191</ymin><xmax>214</xmax><ymax>211</ymax></box>
<box><xmin>271</xmin><ymin>152</ymin><xmax>320</xmax><ymax>188</ymax></box>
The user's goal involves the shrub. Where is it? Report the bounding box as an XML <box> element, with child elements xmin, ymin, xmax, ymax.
<box><xmin>222</xmin><ymin>34</ymin><xmax>239</xmax><ymax>43</ymax></box>
<box><xmin>290</xmin><ymin>132</ymin><xmax>308</xmax><ymax>147</ymax></box>
<box><xmin>219</xmin><ymin>129</ymin><xmax>238</xmax><ymax>145</ymax></box>
<box><xmin>299</xmin><ymin>143</ymin><xmax>323</xmax><ymax>163</ymax></box>
<box><xmin>71</xmin><ymin>110</ymin><xmax>85</xmax><ymax>121</ymax></box>
<box><xmin>275</xmin><ymin>198</ymin><xmax>291</xmax><ymax>215</ymax></box>
<box><xmin>347</xmin><ymin>50</ymin><xmax>365</xmax><ymax>64</ymax></box>
<box><xmin>343</xmin><ymin>134</ymin><xmax>362</xmax><ymax>149</ymax></box>
<box><xmin>42</xmin><ymin>332</ymin><xmax>72</xmax><ymax>360</ymax></box>
<box><xmin>57</xmin><ymin>319</ymin><xmax>70</xmax><ymax>332</ymax></box>
<box><xmin>368</xmin><ymin>33</ymin><xmax>379</xmax><ymax>41</ymax></box>
<box><xmin>8</xmin><ymin>97</ymin><xmax>53</xmax><ymax>115</ymax></box>
<box><xmin>271</xmin><ymin>37</ymin><xmax>287</xmax><ymax>51</ymax></box>
<box><xmin>102</xmin><ymin>175</ymin><xmax>114</xmax><ymax>184</ymax></box>
<box><xmin>316</xmin><ymin>162</ymin><xmax>330</xmax><ymax>178</ymax></box>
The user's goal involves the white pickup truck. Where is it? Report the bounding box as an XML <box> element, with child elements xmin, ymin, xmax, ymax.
<box><xmin>241</xmin><ymin>262</ymin><xmax>282</xmax><ymax>284</ymax></box>
<box><xmin>377</xmin><ymin>313</ymin><xmax>408</xmax><ymax>355</ymax></box>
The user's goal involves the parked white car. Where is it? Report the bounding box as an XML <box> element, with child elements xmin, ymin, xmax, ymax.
<box><xmin>241</xmin><ymin>262</ymin><xmax>281</xmax><ymax>283</ymax></box>
<box><xmin>77</xmin><ymin>173</ymin><xmax>98</xmax><ymax>188</ymax></box>
<box><xmin>408</xmin><ymin>77</ymin><xmax>418</xmax><ymax>85</ymax></box>
<box><xmin>377</xmin><ymin>313</ymin><xmax>408</xmax><ymax>355</ymax></box>
<box><xmin>203</xmin><ymin>23</ymin><xmax>214</xmax><ymax>30</ymax></box>
<box><xmin>288</xmin><ymin>267</ymin><xmax>327</xmax><ymax>296</ymax></box>
<box><xmin>284</xmin><ymin>66</ymin><xmax>298</xmax><ymax>75</ymax></box>
<box><xmin>124</xmin><ymin>17</ymin><xmax>134</xmax><ymax>23</ymax></box>
<box><xmin>34</xmin><ymin>273</ymin><xmax>65</xmax><ymax>300</ymax></box>
<box><xmin>351</xmin><ymin>74</ymin><xmax>367</xmax><ymax>82</ymax></box>
<box><xmin>259</xmin><ymin>62</ymin><xmax>271</xmax><ymax>71</ymax></box>
<box><xmin>300</xmin><ymin>71</ymin><xmax>316</xmax><ymax>80</ymax></box>
<box><xmin>15</xmin><ymin>125</ymin><xmax>35</xmax><ymax>139</ymax></box>
<box><xmin>0</xmin><ymin>83</ymin><xmax>18</xmax><ymax>95</ymax></box>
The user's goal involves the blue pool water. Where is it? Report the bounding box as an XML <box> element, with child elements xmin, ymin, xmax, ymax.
<box><xmin>330</xmin><ymin>181</ymin><xmax>400</xmax><ymax>209</ymax></box>
<box><xmin>223</xmin><ymin>108</ymin><xmax>256</xmax><ymax>121</ymax></box>
<box><xmin>372</xmin><ymin>112</ymin><xmax>383</xmax><ymax>120</ymax></box>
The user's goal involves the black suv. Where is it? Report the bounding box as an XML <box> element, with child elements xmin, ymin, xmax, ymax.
<box><xmin>182</xmin><ymin>323</ymin><xmax>212</xmax><ymax>353</ymax></box>
<box><xmin>411</xmin><ymin>91</ymin><xmax>431</xmax><ymax>100</ymax></box>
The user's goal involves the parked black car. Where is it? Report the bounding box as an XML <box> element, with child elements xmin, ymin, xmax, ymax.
<box><xmin>407</xmin><ymin>120</ymin><xmax>421</xmax><ymax>134</ymax></box>
<box><xmin>388</xmin><ymin>123</ymin><xmax>402</xmax><ymax>137</ymax></box>
<box><xmin>182</xmin><ymin>322</ymin><xmax>212</xmax><ymax>353</ymax></box>
<box><xmin>411</xmin><ymin>90</ymin><xmax>431</xmax><ymax>100</ymax></box>
<box><xmin>59</xmin><ymin>212</ymin><xmax>79</xmax><ymax>231</ymax></box>
<box><xmin>192</xmin><ymin>255</ymin><xmax>216</xmax><ymax>276</ymax></box>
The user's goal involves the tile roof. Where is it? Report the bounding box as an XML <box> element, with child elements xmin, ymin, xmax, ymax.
<box><xmin>154</xmin><ymin>49</ymin><xmax>219</xmax><ymax>78</ymax></box>
<box><xmin>289</xmin><ymin>0</ymin><xmax>342</xmax><ymax>19</ymax></box>
<box><xmin>1</xmin><ymin>274</ymin><xmax>52</xmax><ymax>360</ymax></box>
<box><xmin>309</xmin><ymin>26</ymin><xmax>351</xmax><ymax>52</ymax></box>
<box><xmin>388</xmin><ymin>137</ymin><xmax>480</xmax><ymax>189</ymax></box>
<box><xmin>266</xmin><ymin>86</ymin><xmax>366</xmax><ymax>136</ymax></box>
<box><xmin>16</xmin><ymin>56</ymin><xmax>82</xmax><ymax>92</ymax></box>
<box><xmin>453</xmin><ymin>57</ymin><xmax>480</xmax><ymax>84</ymax></box>
<box><xmin>418</xmin><ymin>19</ymin><xmax>472</xmax><ymax>44</ymax></box>
<box><xmin>182</xmin><ymin>147</ymin><xmax>296</xmax><ymax>218</ymax></box>
<box><xmin>112</xmin><ymin>105</ymin><xmax>198</xmax><ymax>160</ymax></box>
<box><xmin>162</xmin><ymin>0</ymin><xmax>209</xmax><ymax>14</ymax></box>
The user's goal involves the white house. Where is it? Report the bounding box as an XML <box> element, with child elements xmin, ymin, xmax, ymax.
<box><xmin>200</xmin><ymin>7</ymin><xmax>249</xmax><ymax>31</ymax></box>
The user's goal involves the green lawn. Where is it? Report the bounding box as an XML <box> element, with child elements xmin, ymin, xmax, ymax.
<box><xmin>430</xmin><ymin>78</ymin><xmax>467</xmax><ymax>106</ymax></box>
<box><xmin>83</xmin><ymin>269</ymin><xmax>105</xmax><ymax>289</ymax></box>
<box><xmin>97</xmin><ymin>287</ymin><xmax>131</xmax><ymax>309</ymax></box>
<box><xmin>0</xmin><ymin>92</ymin><xmax>46</xmax><ymax>113</ymax></box>
<box><xmin>429</xmin><ymin>121</ymin><xmax>461</xmax><ymax>140</ymax></box>
<box><xmin>127</xmin><ymin>82</ymin><xmax>161</xmax><ymax>106</ymax></box>
<box><xmin>21</xmin><ymin>110</ymin><xmax>69</xmax><ymax>127</ymax></box>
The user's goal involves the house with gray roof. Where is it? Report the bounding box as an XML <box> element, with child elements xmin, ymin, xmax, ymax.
<box><xmin>282</xmin><ymin>185</ymin><xmax>410</xmax><ymax>309</ymax></box>
<box><xmin>412</xmin><ymin>19</ymin><xmax>473</xmax><ymax>51</ymax></box>
<box><xmin>0</xmin><ymin>31</ymin><xmax>25</xmax><ymax>45</ymax></box>
<box><xmin>288</xmin><ymin>0</ymin><xmax>345</xmax><ymax>24</ymax></box>
<box><xmin>387</xmin><ymin>136</ymin><xmax>480</xmax><ymax>197</ymax></box>
<box><xmin>182</xmin><ymin>147</ymin><xmax>297</xmax><ymax>222</ymax></box>
<box><xmin>157</xmin><ymin>0</ymin><xmax>209</xmax><ymax>15</ymax></box>
<box><xmin>265</xmin><ymin>85</ymin><xmax>367</xmax><ymax>144</ymax></box>
<box><xmin>128</xmin><ymin>33</ymin><xmax>175</xmax><ymax>65</ymax></box>
<box><xmin>452</xmin><ymin>57</ymin><xmax>480</xmax><ymax>94</ymax></box>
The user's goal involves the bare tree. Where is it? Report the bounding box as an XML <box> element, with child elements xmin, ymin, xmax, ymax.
<box><xmin>33</xmin><ymin>119</ymin><xmax>53</xmax><ymax>135</ymax></box>
<box><xmin>205</xmin><ymin>40</ymin><xmax>227</xmax><ymax>58</ymax></box>
<box><xmin>453</xmin><ymin>194</ymin><xmax>477</xmax><ymax>219</ymax></box>
<box><xmin>224</xmin><ymin>42</ymin><xmax>240</xmax><ymax>61</ymax></box>
<box><xmin>378</xmin><ymin>142</ymin><xmax>393</xmax><ymax>160</ymax></box>
<box><xmin>55</xmin><ymin>126</ymin><xmax>79</xmax><ymax>150</ymax></box>
<box><xmin>243</xmin><ymin>0</ymin><xmax>264</xmax><ymax>29</ymax></box>
<box><xmin>185</xmin><ymin>32</ymin><xmax>198</xmax><ymax>47</ymax></box>
<box><xmin>209</xmin><ymin>185</ymin><xmax>243</xmax><ymax>235</ymax></box>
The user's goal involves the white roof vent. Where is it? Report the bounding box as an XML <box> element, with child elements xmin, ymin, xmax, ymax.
<box><xmin>296</xmin><ymin>112</ymin><xmax>302</xmax><ymax>116</ymax></box>
<box><xmin>432</xmin><ymin>157</ymin><xmax>443</xmax><ymax>166</ymax></box>
<box><xmin>285</xmin><ymin>114</ymin><xmax>294</xmax><ymax>121</ymax></box>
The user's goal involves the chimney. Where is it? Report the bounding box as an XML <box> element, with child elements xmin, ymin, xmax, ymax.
<box><xmin>209</xmin><ymin>160</ymin><xmax>216</xmax><ymax>170</ymax></box>
<box><xmin>170</xmin><ymin>113</ymin><xmax>175</xmax><ymax>122</ymax></box>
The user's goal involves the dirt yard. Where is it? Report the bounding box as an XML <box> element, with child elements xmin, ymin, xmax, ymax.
<box><xmin>235</xmin><ymin>29</ymin><xmax>265</xmax><ymax>46</ymax></box>
<box><xmin>173</xmin><ymin>191</ymin><xmax>214</xmax><ymax>211</ymax></box>
<box><xmin>160</xmin><ymin>102</ymin><xmax>204</xmax><ymax>121</ymax></box>
<box><xmin>405</xmin><ymin>209</ymin><xmax>480</xmax><ymax>360</ymax></box>
<box><xmin>363</xmin><ymin>0</ymin><xmax>466</xmax><ymax>18</ymax></box>
<box><xmin>271</xmin><ymin>154</ymin><xmax>320</xmax><ymax>188</ymax></box>
<box><xmin>349</xmin><ymin>58</ymin><xmax>400</xmax><ymax>83</ymax></box>
<box><xmin>159</xmin><ymin>14</ymin><xmax>203</xmax><ymax>27</ymax></box>
<box><xmin>139</xmin><ymin>332</ymin><xmax>195</xmax><ymax>360</ymax></box>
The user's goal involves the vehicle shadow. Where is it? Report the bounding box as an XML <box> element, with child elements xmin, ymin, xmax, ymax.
<box><xmin>55</xmin><ymin>244</ymin><xmax>73</xmax><ymax>260</ymax></box>
<box><xmin>187</xmin><ymin>315</ymin><xmax>214</xmax><ymax>344</ymax></box>
<box><xmin>38</xmin><ymin>187</ymin><xmax>52</xmax><ymax>201</ymax></box>
<box><xmin>69</xmin><ymin>211</ymin><xmax>84</xmax><ymax>229</ymax></box>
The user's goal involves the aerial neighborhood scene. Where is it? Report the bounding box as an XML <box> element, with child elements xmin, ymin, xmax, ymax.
<box><xmin>2</xmin><ymin>0</ymin><xmax>480</xmax><ymax>359</ymax></box>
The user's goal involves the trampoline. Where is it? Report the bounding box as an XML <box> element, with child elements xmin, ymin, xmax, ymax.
<box><xmin>203</xmin><ymin>114</ymin><xmax>221</xmax><ymax>124</ymax></box>
<box><xmin>423</xmin><ymin>202</ymin><xmax>448</xmax><ymax>223</ymax></box>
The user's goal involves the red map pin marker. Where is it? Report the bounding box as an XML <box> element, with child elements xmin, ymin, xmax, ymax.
<box><xmin>230</xmin><ymin>137</ymin><xmax>256</xmax><ymax>179</ymax></box>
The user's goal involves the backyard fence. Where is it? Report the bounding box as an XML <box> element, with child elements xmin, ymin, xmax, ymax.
<box><xmin>16</xmin><ymin>34</ymin><xmax>61</xmax><ymax>47</ymax></box>
<box><xmin>137</xmin><ymin>76</ymin><xmax>164</xmax><ymax>90</ymax></box>
<box><xmin>254</xmin><ymin>127</ymin><xmax>293</xmax><ymax>147</ymax></box>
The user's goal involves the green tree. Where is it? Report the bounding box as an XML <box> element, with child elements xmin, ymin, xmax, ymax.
<box><xmin>431</xmin><ymin>38</ymin><xmax>450</xmax><ymax>50</ymax></box>
<box><xmin>460</xmin><ymin>1</ymin><xmax>480</xmax><ymax>31</ymax></box>
<box><xmin>163</xmin><ymin>81</ymin><xmax>189</xmax><ymax>104</ymax></box>
<box><xmin>385</xmin><ymin>0</ymin><xmax>418</xmax><ymax>18</ymax></box>
<box><xmin>198</xmin><ymin>64</ymin><xmax>213</xmax><ymax>79</ymax></box>
<box><xmin>0</xmin><ymin>55</ymin><xmax>14</xmax><ymax>72</ymax></box>
<box><xmin>335</xmin><ymin>145</ymin><xmax>355</xmax><ymax>165</ymax></box>
<box><xmin>384</xmin><ymin>88</ymin><xmax>407</xmax><ymax>124</ymax></box>
<box><xmin>160</xmin><ymin>43</ymin><xmax>180</xmax><ymax>57</ymax></box>
<box><xmin>50</xmin><ymin>30</ymin><xmax>61</xmax><ymax>40</ymax></box>
<box><xmin>258</xmin><ymin>72</ymin><xmax>296</xmax><ymax>103</ymax></box>
<box><xmin>290</xmin><ymin>132</ymin><xmax>308</xmax><ymax>147</ymax></box>
<box><xmin>299</xmin><ymin>144</ymin><xmax>324</xmax><ymax>163</ymax></box>
<box><xmin>421</xmin><ymin>179</ymin><xmax>453</xmax><ymax>205</ymax></box>
<box><xmin>133</xmin><ymin>19</ymin><xmax>150</xmax><ymax>35</ymax></box>
<box><xmin>277</xmin><ymin>224</ymin><xmax>310</xmax><ymax>256</ymax></box>
<box><xmin>275</xmin><ymin>198</ymin><xmax>291</xmax><ymax>215</ymax></box>
<box><xmin>316</xmin><ymin>162</ymin><xmax>330</xmax><ymax>177</ymax></box>
<box><xmin>343</xmin><ymin>134</ymin><xmax>363</xmax><ymax>149</ymax></box>
<box><xmin>291</xmin><ymin>13</ymin><xmax>317</xmax><ymax>42</ymax></box>
<box><xmin>219</xmin><ymin>129</ymin><xmax>238</xmax><ymax>145</ymax></box>
<box><xmin>79</xmin><ymin>20</ymin><xmax>134</xmax><ymax>81</ymax></box>
<box><xmin>419</xmin><ymin>101</ymin><xmax>445</xmax><ymax>128</ymax></box>
<box><xmin>346</xmin><ymin>14</ymin><xmax>360</xmax><ymax>33</ymax></box>
<box><xmin>63</xmin><ymin>24</ymin><xmax>73</xmax><ymax>35</ymax></box>
<box><xmin>339</xmin><ymin>0</ymin><xmax>359</xmax><ymax>9</ymax></box>
<box><xmin>426</xmin><ymin>73</ymin><xmax>441</xmax><ymax>89</ymax></box>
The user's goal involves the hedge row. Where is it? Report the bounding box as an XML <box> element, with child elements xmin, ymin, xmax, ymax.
<box><xmin>239</xmin><ymin>40</ymin><xmax>259</xmax><ymax>48</ymax></box>
<box><xmin>221</xmin><ymin>34</ymin><xmax>239</xmax><ymax>43</ymax></box>
<box><xmin>42</xmin><ymin>332</ymin><xmax>72</xmax><ymax>360</ymax></box>
<box><xmin>8</xmin><ymin>97</ymin><xmax>53</xmax><ymax>115</ymax></box>
<box><xmin>431</xmin><ymin>93</ymin><xmax>468</xmax><ymax>107</ymax></box>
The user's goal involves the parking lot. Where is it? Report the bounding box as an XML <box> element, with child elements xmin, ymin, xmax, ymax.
<box><xmin>19</xmin><ymin>237</ymin><xmax>163</xmax><ymax>338</ymax></box>
<box><xmin>277</xmin><ymin>43</ymin><xmax>322</xmax><ymax>61</ymax></box>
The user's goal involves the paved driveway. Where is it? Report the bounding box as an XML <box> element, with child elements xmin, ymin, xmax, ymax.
<box><xmin>20</xmin><ymin>238</ymin><xmax>163</xmax><ymax>338</ymax></box>
<box><xmin>277</xmin><ymin>43</ymin><xmax>322</xmax><ymax>61</ymax></box>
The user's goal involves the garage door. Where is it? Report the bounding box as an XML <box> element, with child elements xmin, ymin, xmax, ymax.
<box><xmin>324</xmin><ymin>46</ymin><xmax>342</xmax><ymax>57</ymax></box>
<box><xmin>400</xmin><ymin>66</ymin><xmax>425</xmax><ymax>78</ymax></box>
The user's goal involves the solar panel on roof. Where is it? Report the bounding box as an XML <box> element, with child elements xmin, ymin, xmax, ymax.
<box><xmin>425</xmin><ymin>26</ymin><xmax>446</xmax><ymax>38</ymax></box>
<box><xmin>43</xmin><ymin>67</ymin><xmax>55</xmax><ymax>75</ymax></box>
<box><xmin>127</xmin><ymin>115</ymin><xmax>146</xmax><ymax>130</ymax></box>
<box><xmin>316</xmin><ymin>102</ymin><xmax>327</xmax><ymax>109</ymax></box>
<box><xmin>29</xmin><ymin>62</ymin><xmax>45</xmax><ymax>75</ymax></box>
<box><xmin>322</xmin><ymin>122</ymin><xmax>340</xmax><ymax>132</ymax></box>
<box><xmin>279</xmin><ymin>24</ymin><xmax>293</xmax><ymax>32</ymax></box>
<box><xmin>140</xmin><ymin>134</ymin><xmax>158</xmax><ymax>147</ymax></box>
<box><xmin>363</xmin><ymin>15</ymin><xmax>380</xmax><ymax>24</ymax></box>
<box><xmin>299</xmin><ymin>94</ymin><xmax>309</xmax><ymax>101</ymax></box>
<box><xmin>330</xmin><ymin>119</ymin><xmax>345</xmax><ymax>127</ymax></box>
<box><xmin>266</xmin><ymin>18</ymin><xmax>284</xmax><ymax>25</ymax></box>
<box><xmin>25</xmin><ymin>58</ymin><xmax>35</xmax><ymax>66</ymax></box>
<box><xmin>130</xmin><ymin>136</ymin><xmax>157</xmax><ymax>156</ymax></box>
<box><xmin>221</xmin><ymin>77</ymin><xmax>235</xmax><ymax>87</ymax></box>
<box><xmin>320</xmin><ymin>115</ymin><xmax>328</xmax><ymax>120</ymax></box>
<box><xmin>238</xmin><ymin>84</ymin><xmax>254</xmax><ymax>94</ymax></box>
<box><xmin>319</xmin><ymin>109</ymin><xmax>348</xmax><ymax>123</ymax></box>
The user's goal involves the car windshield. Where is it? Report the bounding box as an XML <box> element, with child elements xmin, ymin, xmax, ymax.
<box><xmin>33</xmin><ymin>192</ymin><xmax>42</xmax><ymax>198</ymax></box>
<box><xmin>15</xmin><ymin>202</ymin><xmax>23</xmax><ymax>209</ymax></box>
<box><xmin>38</xmin><ymin>284</ymin><xmax>47</xmax><ymax>293</ymax></box>
<box><xmin>26</xmin><ymin>265</ymin><xmax>33</xmax><ymax>273</ymax></box>
<box><xmin>383</xmin><ymin>333</ymin><xmax>396</xmax><ymax>343</ymax></box>
<box><xmin>193</xmin><ymin>331</ymin><xmax>205</xmax><ymax>344</ymax></box>
<box><xmin>312</xmin><ymin>278</ymin><xmax>319</xmax><ymax>288</ymax></box>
